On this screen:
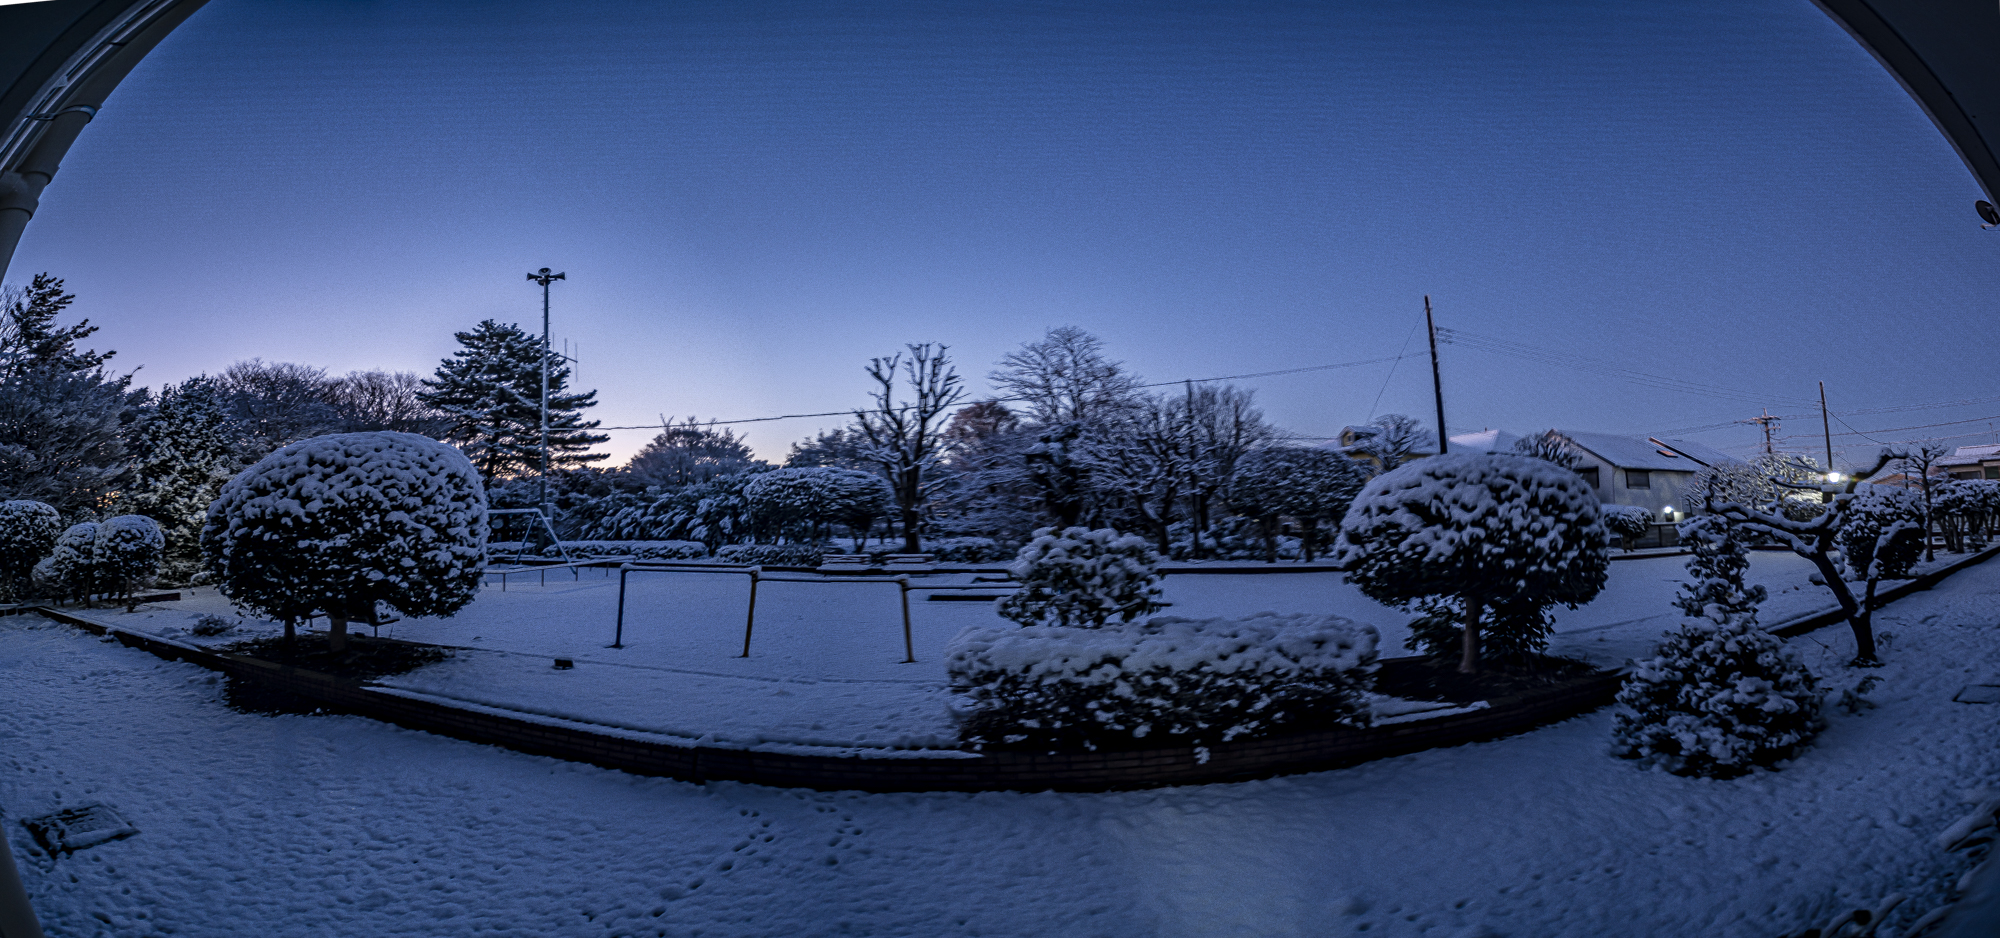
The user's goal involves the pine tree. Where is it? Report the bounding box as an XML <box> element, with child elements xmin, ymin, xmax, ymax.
<box><xmin>0</xmin><ymin>273</ymin><xmax>114</xmax><ymax>381</ymax></box>
<box><xmin>418</xmin><ymin>319</ymin><xmax>607</xmax><ymax>481</ymax></box>
<box><xmin>122</xmin><ymin>376</ymin><xmax>242</xmax><ymax>570</ymax></box>
<box><xmin>1612</xmin><ymin>515</ymin><xmax>1824</xmax><ymax>778</ymax></box>
<box><xmin>0</xmin><ymin>274</ymin><xmax>131</xmax><ymax>515</ymax></box>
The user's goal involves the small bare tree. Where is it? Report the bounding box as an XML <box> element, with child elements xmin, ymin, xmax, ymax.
<box><xmin>988</xmin><ymin>326</ymin><xmax>1141</xmax><ymax>427</ymax></box>
<box><xmin>1899</xmin><ymin>443</ymin><xmax>1950</xmax><ymax>562</ymax></box>
<box><xmin>1355</xmin><ymin>414</ymin><xmax>1434</xmax><ymax>471</ymax></box>
<box><xmin>855</xmin><ymin>344</ymin><xmax>966</xmax><ymax>553</ymax></box>
<box><xmin>1706</xmin><ymin>449</ymin><xmax>1900</xmax><ymax>666</ymax></box>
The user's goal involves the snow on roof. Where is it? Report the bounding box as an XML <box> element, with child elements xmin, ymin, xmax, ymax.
<box><xmin>1942</xmin><ymin>444</ymin><xmax>2000</xmax><ymax>466</ymax></box>
<box><xmin>1446</xmin><ymin>429</ymin><xmax>1521</xmax><ymax>454</ymax></box>
<box><xmin>1649</xmin><ymin>437</ymin><xmax>1739</xmax><ymax>467</ymax></box>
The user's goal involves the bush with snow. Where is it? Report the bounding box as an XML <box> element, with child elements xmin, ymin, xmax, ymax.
<box><xmin>1934</xmin><ymin>478</ymin><xmax>2000</xmax><ymax>552</ymax></box>
<box><xmin>1226</xmin><ymin>447</ymin><xmax>1368</xmax><ymax>561</ymax></box>
<box><xmin>1836</xmin><ymin>487</ymin><xmax>1925</xmax><ymax>581</ymax></box>
<box><xmin>44</xmin><ymin>521</ymin><xmax>107</xmax><ymax>603</ymax></box>
<box><xmin>948</xmin><ymin>612</ymin><xmax>1379</xmax><ymax>751</ymax></box>
<box><xmin>996</xmin><ymin>527</ymin><xmax>1164</xmax><ymax>629</ymax></box>
<box><xmin>540</xmin><ymin>540</ymin><xmax>709</xmax><ymax>561</ymax></box>
<box><xmin>1335</xmin><ymin>452</ymin><xmax>1609</xmax><ymax>672</ymax></box>
<box><xmin>0</xmin><ymin>499</ymin><xmax>61</xmax><ymax>601</ymax></box>
<box><xmin>715</xmin><ymin>543</ymin><xmax>825</xmax><ymax>567</ymax></box>
<box><xmin>918</xmin><ymin>536</ymin><xmax>1005</xmax><ymax>564</ymax></box>
<box><xmin>1600</xmin><ymin>504</ymin><xmax>1655</xmax><ymax>550</ymax></box>
<box><xmin>200</xmin><ymin>432</ymin><xmax>487</xmax><ymax>649</ymax></box>
<box><xmin>95</xmin><ymin>515</ymin><xmax>165</xmax><ymax>609</ymax></box>
<box><xmin>1613</xmin><ymin>515</ymin><xmax>1823</xmax><ymax>778</ymax></box>
<box><xmin>743</xmin><ymin>466</ymin><xmax>893</xmax><ymax>548</ymax></box>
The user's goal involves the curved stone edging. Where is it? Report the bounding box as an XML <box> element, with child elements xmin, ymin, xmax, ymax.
<box><xmin>34</xmin><ymin>606</ymin><xmax>1618</xmax><ymax>792</ymax></box>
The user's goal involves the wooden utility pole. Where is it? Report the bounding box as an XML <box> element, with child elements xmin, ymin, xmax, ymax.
<box><xmin>1820</xmin><ymin>381</ymin><xmax>1834</xmax><ymax>473</ymax></box>
<box><xmin>1426</xmin><ymin>295</ymin><xmax>1447</xmax><ymax>455</ymax></box>
<box><xmin>1745</xmin><ymin>410</ymin><xmax>1779</xmax><ymax>459</ymax></box>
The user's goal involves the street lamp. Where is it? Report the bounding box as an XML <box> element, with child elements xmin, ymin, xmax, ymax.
<box><xmin>527</xmin><ymin>267</ymin><xmax>565</xmax><ymax>517</ymax></box>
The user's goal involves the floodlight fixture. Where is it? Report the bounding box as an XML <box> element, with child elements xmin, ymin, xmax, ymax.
<box><xmin>1980</xmin><ymin>200</ymin><xmax>2000</xmax><ymax>229</ymax></box>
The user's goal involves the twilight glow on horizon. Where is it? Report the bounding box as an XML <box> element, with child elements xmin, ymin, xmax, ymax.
<box><xmin>7</xmin><ymin>0</ymin><xmax>1997</xmax><ymax>466</ymax></box>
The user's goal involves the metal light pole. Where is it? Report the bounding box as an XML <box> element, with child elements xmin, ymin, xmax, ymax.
<box><xmin>527</xmin><ymin>267</ymin><xmax>565</xmax><ymax>517</ymax></box>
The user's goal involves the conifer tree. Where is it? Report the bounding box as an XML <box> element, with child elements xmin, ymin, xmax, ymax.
<box><xmin>418</xmin><ymin>319</ymin><xmax>607</xmax><ymax>481</ymax></box>
<box><xmin>123</xmin><ymin>376</ymin><xmax>242</xmax><ymax>569</ymax></box>
<box><xmin>0</xmin><ymin>273</ymin><xmax>114</xmax><ymax>381</ymax></box>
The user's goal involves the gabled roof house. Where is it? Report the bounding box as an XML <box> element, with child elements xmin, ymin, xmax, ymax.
<box><xmin>1447</xmin><ymin>429</ymin><xmax>1739</xmax><ymax>520</ymax></box>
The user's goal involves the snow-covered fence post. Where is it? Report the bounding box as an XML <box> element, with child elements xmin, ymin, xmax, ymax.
<box><xmin>0</xmin><ymin>499</ymin><xmax>60</xmax><ymax>602</ymax></box>
<box><xmin>1335</xmin><ymin>452</ymin><xmax>1609</xmax><ymax>673</ymax></box>
<box><xmin>95</xmin><ymin>515</ymin><xmax>165</xmax><ymax>612</ymax></box>
<box><xmin>201</xmin><ymin>432</ymin><xmax>488</xmax><ymax>652</ymax></box>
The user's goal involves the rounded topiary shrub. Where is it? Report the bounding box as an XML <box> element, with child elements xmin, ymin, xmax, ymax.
<box><xmin>996</xmin><ymin>526</ymin><xmax>1164</xmax><ymax>629</ymax></box>
<box><xmin>1335</xmin><ymin>452</ymin><xmax>1608</xmax><ymax>672</ymax></box>
<box><xmin>0</xmin><ymin>499</ymin><xmax>61</xmax><ymax>601</ymax></box>
<box><xmin>47</xmin><ymin>522</ymin><xmax>102</xmax><ymax>603</ymax></box>
<box><xmin>95</xmin><ymin>514</ymin><xmax>165</xmax><ymax>610</ymax></box>
<box><xmin>1837</xmin><ymin>488</ymin><xmax>1925</xmax><ymax>581</ymax></box>
<box><xmin>1601</xmin><ymin>504</ymin><xmax>1655</xmax><ymax>550</ymax></box>
<box><xmin>201</xmin><ymin>432</ymin><xmax>488</xmax><ymax>649</ymax></box>
<box><xmin>1613</xmin><ymin>516</ymin><xmax>1823</xmax><ymax>777</ymax></box>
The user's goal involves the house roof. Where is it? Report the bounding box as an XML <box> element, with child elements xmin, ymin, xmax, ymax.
<box><xmin>1941</xmin><ymin>444</ymin><xmax>2000</xmax><ymax>467</ymax></box>
<box><xmin>1561</xmin><ymin>431</ymin><xmax>1720</xmax><ymax>472</ymax></box>
<box><xmin>1446</xmin><ymin>429</ymin><xmax>1522</xmax><ymax>454</ymax></box>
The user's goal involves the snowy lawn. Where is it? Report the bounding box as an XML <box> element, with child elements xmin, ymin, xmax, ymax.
<box><xmin>7</xmin><ymin>554</ymin><xmax>2000</xmax><ymax>936</ymax></box>
<box><xmin>82</xmin><ymin>550</ymin><xmax>1934</xmax><ymax>749</ymax></box>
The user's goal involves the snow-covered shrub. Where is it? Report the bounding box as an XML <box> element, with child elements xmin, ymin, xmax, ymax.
<box><xmin>1837</xmin><ymin>488</ymin><xmax>1925</xmax><ymax>581</ymax></box>
<box><xmin>46</xmin><ymin>522</ymin><xmax>102</xmax><ymax>603</ymax></box>
<box><xmin>743</xmin><ymin>467</ymin><xmax>893</xmax><ymax>547</ymax></box>
<box><xmin>540</xmin><ymin>540</ymin><xmax>708</xmax><ymax>561</ymax></box>
<box><xmin>1613</xmin><ymin>515</ymin><xmax>1823</xmax><ymax>778</ymax></box>
<box><xmin>1600</xmin><ymin>504</ymin><xmax>1655</xmax><ymax>550</ymax></box>
<box><xmin>95</xmin><ymin>515</ymin><xmax>165</xmax><ymax>609</ymax></box>
<box><xmin>1226</xmin><ymin>447</ymin><xmax>1368</xmax><ymax>561</ymax></box>
<box><xmin>921</xmin><ymin>536</ymin><xmax>1005</xmax><ymax>564</ymax></box>
<box><xmin>201</xmin><ymin>432</ymin><xmax>487</xmax><ymax>648</ymax></box>
<box><xmin>1934</xmin><ymin>479</ymin><xmax>2000</xmax><ymax>552</ymax></box>
<box><xmin>0</xmin><ymin>499</ymin><xmax>61</xmax><ymax>601</ymax></box>
<box><xmin>188</xmin><ymin>613</ymin><xmax>239</xmax><ymax>636</ymax></box>
<box><xmin>996</xmin><ymin>527</ymin><xmax>1164</xmax><ymax>629</ymax></box>
<box><xmin>1335</xmin><ymin>452</ymin><xmax>1609</xmax><ymax>672</ymax></box>
<box><xmin>948</xmin><ymin>612</ymin><xmax>1380</xmax><ymax>751</ymax></box>
<box><xmin>715</xmin><ymin>543</ymin><xmax>825</xmax><ymax>567</ymax></box>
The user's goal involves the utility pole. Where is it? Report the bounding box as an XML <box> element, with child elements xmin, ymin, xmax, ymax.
<box><xmin>1745</xmin><ymin>409</ymin><xmax>1779</xmax><ymax>459</ymax></box>
<box><xmin>527</xmin><ymin>267</ymin><xmax>566</xmax><ymax>517</ymax></box>
<box><xmin>1820</xmin><ymin>381</ymin><xmax>1834</xmax><ymax>475</ymax></box>
<box><xmin>1426</xmin><ymin>295</ymin><xmax>1447</xmax><ymax>455</ymax></box>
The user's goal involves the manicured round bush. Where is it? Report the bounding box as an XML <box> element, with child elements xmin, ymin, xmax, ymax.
<box><xmin>1600</xmin><ymin>504</ymin><xmax>1655</xmax><ymax>549</ymax></box>
<box><xmin>1837</xmin><ymin>488</ymin><xmax>1925</xmax><ymax>581</ymax></box>
<box><xmin>996</xmin><ymin>526</ymin><xmax>1163</xmax><ymax>629</ymax></box>
<box><xmin>201</xmin><ymin>432</ymin><xmax>487</xmax><ymax>645</ymax></box>
<box><xmin>1335</xmin><ymin>452</ymin><xmax>1608</xmax><ymax>671</ymax></box>
<box><xmin>48</xmin><ymin>522</ymin><xmax>101</xmax><ymax>602</ymax></box>
<box><xmin>0</xmin><ymin>499</ymin><xmax>61</xmax><ymax>601</ymax></box>
<box><xmin>95</xmin><ymin>514</ymin><xmax>165</xmax><ymax>608</ymax></box>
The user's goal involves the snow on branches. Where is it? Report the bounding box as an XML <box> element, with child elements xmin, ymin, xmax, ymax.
<box><xmin>996</xmin><ymin>526</ymin><xmax>1164</xmax><ymax>629</ymax></box>
<box><xmin>95</xmin><ymin>515</ymin><xmax>164</xmax><ymax>610</ymax></box>
<box><xmin>1335</xmin><ymin>452</ymin><xmax>1609</xmax><ymax>672</ymax></box>
<box><xmin>1613</xmin><ymin>515</ymin><xmax>1823</xmax><ymax>778</ymax></box>
<box><xmin>0</xmin><ymin>499</ymin><xmax>59</xmax><ymax>601</ymax></box>
<box><xmin>1600</xmin><ymin>504</ymin><xmax>1655</xmax><ymax>550</ymax></box>
<box><xmin>1837</xmin><ymin>487</ymin><xmax>1924</xmax><ymax>582</ymax></box>
<box><xmin>201</xmin><ymin>431</ymin><xmax>487</xmax><ymax>648</ymax></box>
<box><xmin>948</xmin><ymin>612</ymin><xmax>1379</xmax><ymax>751</ymax></box>
<box><xmin>1227</xmin><ymin>446</ymin><xmax>1368</xmax><ymax>561</ymax></box>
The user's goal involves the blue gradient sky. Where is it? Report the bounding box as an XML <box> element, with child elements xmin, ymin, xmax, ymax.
<box><xmin>8</xmin><ymin>0</ymin><xmax>1998</xmax><ymax>467</ymax></box>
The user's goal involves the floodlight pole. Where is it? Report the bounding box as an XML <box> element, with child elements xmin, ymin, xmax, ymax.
<box><xmin>527</xmin><ymin>267</ymin><xmax>566</xmax><ymax>517</ymax></box>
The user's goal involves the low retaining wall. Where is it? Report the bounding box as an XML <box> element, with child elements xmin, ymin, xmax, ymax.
<box><xmin>37</xmin><ymin>606</ymin><xmax>1617</xmax><ymax>792</ymax></box>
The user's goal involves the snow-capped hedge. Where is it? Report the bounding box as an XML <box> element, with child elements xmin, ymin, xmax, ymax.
<box><xmin>95</xmin><ymin>515</ymin><xmax>165</xmax><ymax>606</ymax></box>
<box><xmin>1613</xmin><ymin>516</ymin><xmax>1823</xmax><ymax>778</ymax></box>
<box><xmin>201</xmin><ymin>432</ymin><xmax>487</xmax><ymax>628</ymax></box>
<box><xmin>45</xmin><ymin>522</ymin><xmax>101</xmax><ymax>601</ymax></box>
<box><xmin>948</xmin><ymin>612</ymin><xmax>1380</xmax><ymax>751</ymax></box>
<box><xmin>540</xmin><ymin>540</ymin><xmax>709</xmax><ymax>561</ymax></box>
<box><xmin>715</xmin><ymin>543</ymin><xmax>825</xmax><ymax>567</ymax></box>
<box><xmin>1837</xmin><ymin>488</ymin><xmax>1925</xmax><ymax>581</ymax></box>
<box><xmin>997</xmin><ymin>527</ymin><xmax>1163</xmax><ymax>629</ymax></box>
<box><xmin>0</xmin><ymin>500</ymin><xmax>61</xmax><ymax>601</ymax></box>
<box><xmin>1600</xmin><ymin>504</ymin><xmax>1655</xmax><ymax>547</ymax></box>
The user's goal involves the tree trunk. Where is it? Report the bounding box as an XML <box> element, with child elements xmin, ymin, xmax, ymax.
<box><xmin>1300</xmin><ymin>522</ymin><xmax>1317</xmax><ymax>563</ymax></box>
<box><xmin>901</xmin><ymin>506</ymin><xmax>921</xmax><ymax>553</ymax></box>
<box><xmin>328</xmin><ymin>615</ymin><xmax>349</xmax><ymax>654</ymax></box>
<box><xmin>283</xmin><ymin>620</ymin><xmax>296</xmax><ymax>642</ymax></box>
<box><xmin>1260</xmin><ymin>514</ymin><xmax>1278</xmax><ymax>563</ymax></box>
<box><xmin>1804</xmin><ymin>550</ymin><xmax>1878</xmax><ymax>665</ymax></box>
<box><xmin>1459</xmin><ymin>596</ymin><xmax>1484</xmax><ymax>674</ymax></box>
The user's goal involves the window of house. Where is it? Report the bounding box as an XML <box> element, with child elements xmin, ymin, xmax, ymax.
<box><xmin>1577</xmin><ymin>466</ymin><xmax>1600</xmax><ymax>488</ymax></box>
<box><xmin>1985</xmin><ymin>466</ymin><xmax>2000</xmax><ymax>480</ymax></box>
<box><xmin>1626</xmin><ymin>470</ymin><xmax>1651</xmax><ymax>489</ymax></box>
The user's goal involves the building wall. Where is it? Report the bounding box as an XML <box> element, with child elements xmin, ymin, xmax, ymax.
<box><xmin>1569</xmin><ymin>450</ymin><xmax>1694</xmax><ymax>520</ymax></box>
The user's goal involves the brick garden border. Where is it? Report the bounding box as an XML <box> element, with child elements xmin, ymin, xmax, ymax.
<box><xmin>28</xmin><ymin>544</ymin><xmax>1995</xmax><ymax>793</ymax></box>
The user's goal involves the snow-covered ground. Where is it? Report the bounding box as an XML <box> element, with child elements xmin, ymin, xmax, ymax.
<box><xmin>76</xmin><ymin>551</ymin><xmax>1920</xmax><ymax>748</ymax></box>
<box><xmin>6</xmin><ymin>553</ymin><xmax>1998</xmax><ymax>936</ymax></box>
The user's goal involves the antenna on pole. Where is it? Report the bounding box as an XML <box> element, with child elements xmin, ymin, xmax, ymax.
<box><xmin>527</xmin><ymin>267</ymin><xmax>566</xmax><ymax>518</ymax></box>
<box><xmin>1425</xmin><ymin>295</ymin><xmax>1447</xmax><ymax>455</ymax></box>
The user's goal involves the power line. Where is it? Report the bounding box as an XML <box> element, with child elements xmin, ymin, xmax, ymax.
<box><xmin>1434</xmin><ymin>328</ymin><xmax>1820</xmax><ymax>409</ymax></box>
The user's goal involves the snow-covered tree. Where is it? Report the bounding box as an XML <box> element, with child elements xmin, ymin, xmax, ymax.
<box><xmin>1838</xmin><ymin>488</ymin><xmax>1925</xmax><ymax>582</ymax></box>
<box><xmin>1612</xmin><ymin>515</ymin><xmax>1823</xmax><ymax>777</ymax></box>
<box><xmin>1934</xmin><ymin>479</ymin><xmax>2000</xmax><ymax>552</ymax></box>
<box><xmin>94</xmin><ymin>514</ymin><xmax>164</xmax><ymax>611</ymax></box>
<box><xmin>0</xmin><ymin>366</ymin><xmax>132</xmax><ymax>516</ymax></box>
<box><xmin>0</xmin><ymin>499</ymin><xmax>60</xmax><ymax>601</ymax></box>
<box><xmin>1688</xmin><ymin>454</ymin><xmax>1826</xmax><ymax>522</ymax></box>
<box><xmin>218</xmin><ymin>359</ymin><xmax>348</xmax><ymax>456</ymax></box>
<box><xmin>854</xmin><ymin>343</ymin><xmax>965</xmax><ymax>553</ymax></box>
<box><xmin>201</xmin><ymin>432</ymin><xmax>488</xmax><ymax>650</ymax></box>
<box><xmin>122</xmin><ymin>376</ymin><xmax>242</xmax><ymax>571</ymax></box>
<box><xmin>996</xmin><ymin>526</ymin><xmax>1164</xmax><ymax>629</ymax></box>
<box><xmin>1706</xmin><ymin>449</ymin><xmax>1900</xmax><ymax>665</ymax></box>
<box><xmin>988</xmin><ymin>326</ymin><xmax>1142</xmax><ymax>428</ymax></box>
<box><xmin>1228</xmin><ymin>447</ymin><xmax>1368</xmax><ymax>562</ymax></box>
<box><xmin>1336</xmin><ymin>452</ymin><xmax>1609</xmax><ymax>672</ymax></box>
<box><xmin>1896</xmin><ymin>444</ymin><xmax>1949</xmax><ymax>562</ymax></box>
<box><xmin>46</xmin><ymin>521</ymin><xmax>101</xmax><ymax>603</ymax></box>
<box><xmin>1180</xmin><ymin>384</ymin><xmax>1272</xmax><ymax>559</ymax></box>
<box><xmin>742</xmin><ymin>466</ymin><xmax>887</xmax><ymax>545</ymax></box>
<box><xmin>0</xmin><ymin>273</ymin><xmax>114</xmax><ymax>381</ymax></box>
<box><xmin>627</xmin><ymin>417</ymin><xmax>758</xmax><ymax>488</ymax></box>
<box><xmin>1511</xmin><ymin>429</ymin><xmax>1582</xmax><ymax>470</ymax></box>
<box><xmin>1601</xmin><ymin>504</ymin><xmax>1655</xmax><ymax>551</ymax></box>
<box><xmin>327</xmin><ymin>370</ymin><xmax>448</xmax><ymax>436</ymax></box>
<box><xmin>1084</xmin><ymin>394</ymin><xmax>1196</xmax><ymax>555</ymax></box>
<box><xmin>419</xmin><ymin>319</ymin><xmax>608</xmax><ymax>481</ymax></box>
<box><xmin>1351</xmin><ymin>414</ymin><xmax>1434</xmax><ymax>471</ymax></box>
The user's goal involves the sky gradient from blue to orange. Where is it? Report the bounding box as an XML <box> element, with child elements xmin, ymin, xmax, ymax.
<box><xmin>7</xmin><ymin>0</ymin><xmax>1998</xmax><ymax>467</ymax></box>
